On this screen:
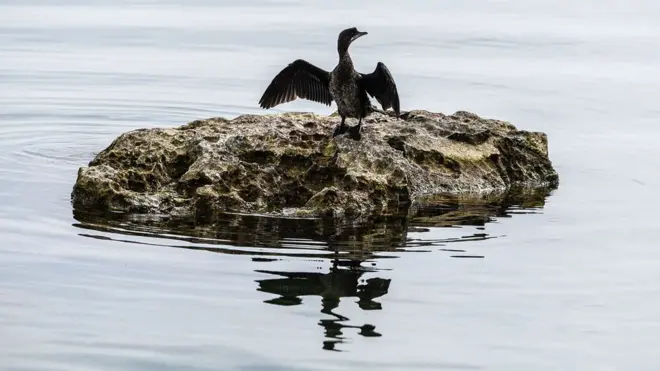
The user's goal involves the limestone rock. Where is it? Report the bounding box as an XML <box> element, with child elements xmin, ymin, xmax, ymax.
<box><xmin>71</xmin><ymin>110</ymin><xmax>559</xmax><ymax>220</ymax></box>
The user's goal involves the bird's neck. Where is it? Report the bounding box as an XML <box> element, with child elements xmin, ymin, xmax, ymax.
<box><xmin>337</xmin><ymin>41</ymin><xmax>352</xmax><ymax>60</ymax></box>
<box><xmin>337</xmin><ymin>49</ymin><xmax>353</xmax><ymax>65</ymax></box>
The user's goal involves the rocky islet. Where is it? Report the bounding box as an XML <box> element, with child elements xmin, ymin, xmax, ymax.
<box><xmin>71</xmin><ymin>109</ymin><xmax>559</xmax><ymax>221</ymax></box>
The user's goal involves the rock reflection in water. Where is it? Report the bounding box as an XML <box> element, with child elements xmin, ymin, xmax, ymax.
<box><xmin>71</xmin><ymin>187</ymin><xmax>551</xmax><ymax>257</ymax></box>
<box><xmin>255</xmin><ymin>259</ymin><xmax>390</xmax><ymax>351</ymax></box>
<box><xmin>71</xmin><ymin>188</ymin><xmax>551</xmax><ymax>351</ymax></box>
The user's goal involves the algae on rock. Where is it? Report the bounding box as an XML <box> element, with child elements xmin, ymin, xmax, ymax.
<box><xmin>71</xmin><ymin>109</ymin><xmax>559</xmax><ymax>221</ymax></box>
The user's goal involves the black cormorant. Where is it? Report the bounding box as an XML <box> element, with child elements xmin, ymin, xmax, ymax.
<box><xmin>258</xmin><ymin>27</ymin><xmax>400</xmax><ymax>141</ymax></box>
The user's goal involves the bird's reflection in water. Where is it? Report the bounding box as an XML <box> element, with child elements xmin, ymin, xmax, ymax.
<box><xmin>255</xmin><ymin>258</ymin><xmax>390</xmax><ymax>352</ymax></box>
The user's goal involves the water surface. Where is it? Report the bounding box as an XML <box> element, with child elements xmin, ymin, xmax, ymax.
<box><xmin>2</xmin><ymin>0</ymin><xmax>660</xmax><ymax>369</ymax></box>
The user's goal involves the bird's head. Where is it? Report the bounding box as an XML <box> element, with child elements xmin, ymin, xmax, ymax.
<box><xmin>337</xmin><ymin>27</ymin><xmax>368</xmax><ymax>54</ymax></box>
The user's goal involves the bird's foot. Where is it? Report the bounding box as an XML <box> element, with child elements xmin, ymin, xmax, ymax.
<box><xmin>332</xmin><ymin>123</ymin><xmax>349</xmax><ymax>137</ymax></box>
<box><xmin>346</xmin><ymin>123</ymin><xmax>362</xmax><ymax>141</ymax></box>
<box><xmin>369</xmin><ymin>105</ymin><xmax>399</xmax><ymax>119</ymax></box>
<box><xmin>370</xmin><ymin>106</ymin><xmax>387</xmax><ymax>115</ymax></box>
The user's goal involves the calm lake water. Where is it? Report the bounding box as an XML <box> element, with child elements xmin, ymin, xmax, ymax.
<box><xmin>2</xmin><ymin>0</ymin><xmax>660</xmax><ymax>369</ymax></box>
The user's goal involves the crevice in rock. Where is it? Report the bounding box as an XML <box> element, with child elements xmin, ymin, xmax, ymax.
<box><xmin>169</xmin><ymin>153</ymin><xmax>194</xmax><ymax>179</ymax></box>
<box><xmin>238</xmin><ymin>150</ymin><xmax>276</xmax><ymax>165</ymax></box>
<box><xmin>386</xmin><ymin>136</ymin><xmax>406</xmax><ymax>153</ymax></box>
<box><xmin>447</xmin><ymin>130</ymin><xmax>491</xmax><ymax>145</ymax></box>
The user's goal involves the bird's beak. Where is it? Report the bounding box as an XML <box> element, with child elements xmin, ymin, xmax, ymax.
<box><xmin>352</xmin><ymin>31</ymin><xmax>368</xmax><ymax>42</ymax></box>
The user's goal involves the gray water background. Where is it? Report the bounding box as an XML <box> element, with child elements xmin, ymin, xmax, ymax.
<box><xmin>1</xmin><ymin>0</ymin><xmax>660</xmax><ymax>369</ymax></box>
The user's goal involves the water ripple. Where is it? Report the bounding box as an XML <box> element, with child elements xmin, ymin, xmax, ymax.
<box><xmin>0</xmin><ymin>0</ymin><xmax>587</xmax><ymax>363</ymax></box>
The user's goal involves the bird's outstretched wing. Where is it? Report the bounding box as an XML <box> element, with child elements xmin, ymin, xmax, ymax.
<box><xmin>360</xmin><ymin>62</ymin><xmax>400</xmax><ymax>116</ymax></box>
<box><xmin>258</xmin><ymin>59</ymin><xmax>333</xmax><ymax>109</ymax></box>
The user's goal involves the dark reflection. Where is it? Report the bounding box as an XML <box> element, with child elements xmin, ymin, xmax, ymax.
<box><xmin>256</xmin><ymin>258</ymin><xmax>390</xmax><ymax>351</ymax></box>
<box><xmin>71</xmin><ymin>187</ymin><xmax>552</xmax><ymax>256</ymax></box>
<box><xmin>71</xmin><ymin>187</ymin><xmax>553</xmax><ymax>351</ymax></box>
